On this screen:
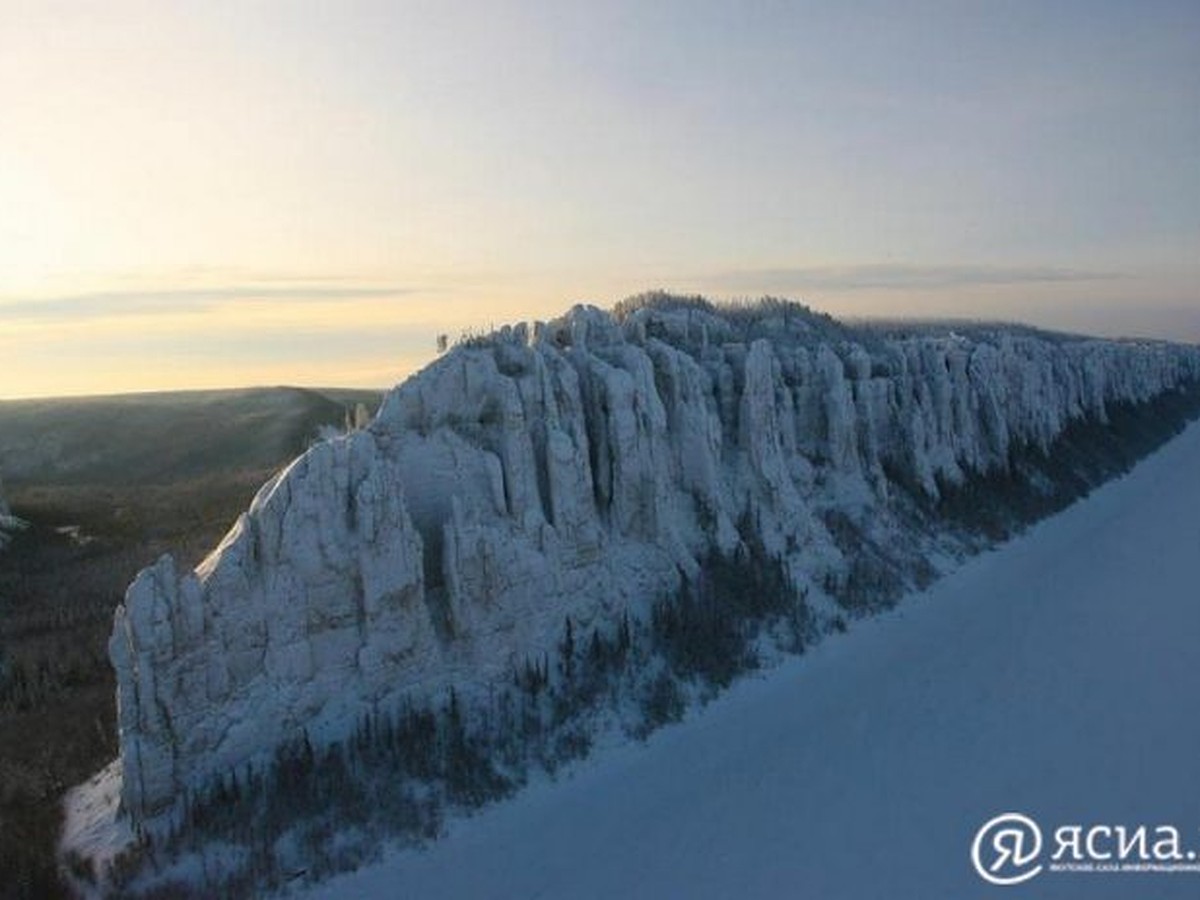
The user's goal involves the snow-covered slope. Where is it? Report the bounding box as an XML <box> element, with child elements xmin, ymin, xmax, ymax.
<box><xmin>0</xmin><ymin>386</ymin><xmax>379</xmax><ymax>485</ymax></box>
<box><xmin>105</xmin><ymin>298</ymin><xmax>1200</xmax><ymax>823</ymax></box>
<box><xmin>303</xmin><ymin>416</ymin><xmax>1200</xmax><ymax>900</ymax></box>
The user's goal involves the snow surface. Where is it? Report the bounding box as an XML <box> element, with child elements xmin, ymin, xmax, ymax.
<box><xmin>61</xmin><ymin>761</ymin><xmax>131</xmax><ymax>877</ymax></box>
<box><xmin>304</xmin><ymin>418</ymin><xmax>1200</xmax><ymax>900</ymax></box>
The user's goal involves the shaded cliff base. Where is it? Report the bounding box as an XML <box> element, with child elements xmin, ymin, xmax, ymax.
<box><xmin>66</xmin><ymin>379</ymin><xmax>1200</xmax><ymax>899</ymax></box>
<box><xmin>794</xmin><ymin>380</ymin><xmax>1200</xmax><ymax>617</ymax></box>
<box><xmin>68</xmin><ymin>546</ymin><xmax>808</xmax><ymax>897</ymax></box>
<box><xmin>925</xmin><ymin>380</ymin><xmax>1200</xmax><ymax>542</ymax></box>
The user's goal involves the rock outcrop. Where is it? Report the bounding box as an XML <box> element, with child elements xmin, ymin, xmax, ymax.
<box><xmin>108</xmin><ymin>298</ymin><xmax>1200</xmax><ymax>820</ymax></box>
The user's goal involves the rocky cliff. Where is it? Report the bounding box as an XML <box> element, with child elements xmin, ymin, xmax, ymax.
<box><xmin>108</xmin><ymin>298</ymin><xmax>1200</xmax><ymax>821</ymax></box>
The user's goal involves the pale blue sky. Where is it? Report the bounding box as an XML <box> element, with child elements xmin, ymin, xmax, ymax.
<box><xmin>1</xmin><ymin>1</ymin><xmax>1197</xmax><ymax>397</ymax></box>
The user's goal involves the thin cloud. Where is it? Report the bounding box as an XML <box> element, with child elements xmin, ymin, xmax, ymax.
<box><xmin>0</xmin><ymin>284</ymin><xmax>415</xmax><ymax>322</ymax></box>
<box><xmin>705</xmin><ymin>264</ymin><xmax>1127</xmax><ymax>293</ymax></box>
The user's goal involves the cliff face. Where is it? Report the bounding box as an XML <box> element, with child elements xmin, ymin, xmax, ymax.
<box><xmin>108</xmin><ymin>301</ymin><xmax>1200</xmax><ymax>819</ymax></box>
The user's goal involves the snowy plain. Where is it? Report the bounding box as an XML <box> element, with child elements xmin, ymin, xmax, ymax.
<box><xmin>304</xmin><ymin>418</ymin><xmax>1200</xmax><ymax>900</ymax></box>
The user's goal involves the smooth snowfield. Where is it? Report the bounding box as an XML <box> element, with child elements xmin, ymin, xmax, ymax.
<box><xmin>309</xmin><ymin>419</ymin><xmax>1200</xmax><ymax>900</ymax></box>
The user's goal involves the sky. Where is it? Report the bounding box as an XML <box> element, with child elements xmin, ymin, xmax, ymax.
<box><xmin>2</xmin><ymin>0</ymin><xmax>1197</xmax><ymax>399</ymax></box>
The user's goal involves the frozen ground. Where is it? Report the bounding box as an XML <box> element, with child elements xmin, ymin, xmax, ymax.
<box><xmin>305</xmin><ymin>417</ymin><xmax>1200</xmax><ymax>899</ymax></box>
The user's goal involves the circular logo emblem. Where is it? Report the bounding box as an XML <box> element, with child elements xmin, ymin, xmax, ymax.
<box><xmin>972</xmin><ymin>812</ymin><xmax>1044</xmax><ymax>886</ymax></box>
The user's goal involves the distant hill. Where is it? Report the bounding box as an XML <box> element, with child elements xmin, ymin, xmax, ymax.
<box><xmin>0</xmin><ymin>386</ymin><xmax>381</xmax><ymax>486</ymax></box>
